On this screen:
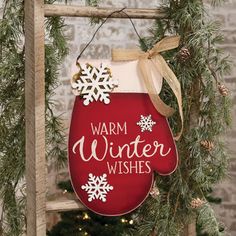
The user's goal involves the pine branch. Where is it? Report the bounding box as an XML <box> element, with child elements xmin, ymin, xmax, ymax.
<box><xmin>0</xmin><ymin>0</ymin><xmax>68</xmax><ymax>234</ymax></box>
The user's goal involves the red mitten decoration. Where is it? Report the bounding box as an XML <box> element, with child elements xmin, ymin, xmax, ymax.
<box><xmin>68</xmin><ymin>93</ymin><xmax>178</xmax><ymax>216</ymax></box>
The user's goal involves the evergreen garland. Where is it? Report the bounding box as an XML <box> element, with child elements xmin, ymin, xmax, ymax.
<box><xmin>0</xmin><ymin>0</ymin><xmax>68</xmax><ymax>235</ymax></box>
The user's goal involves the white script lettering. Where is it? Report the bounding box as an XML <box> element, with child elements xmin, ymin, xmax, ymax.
<box><xmin>72</xmin><ymin>135</ymin><xmax>171</xmax><ymax>162</ymax></box>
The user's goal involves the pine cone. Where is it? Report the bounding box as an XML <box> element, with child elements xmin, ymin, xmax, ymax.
<box><xmin>190</xmin><ymin>198</ymin><xmax>205</xmax><ymax>209</ymax></box>
<box><xmin>218</xmin><ymin>84</ymin><xmax>229</xmax><ymax>96</ymax></box>
<box><xmin>150</xmin><ymin>186</ymin><xmax>160</xmax><ymax>199</ymax></box>
<box><xmin>150</xmin><ymin>228</ymin><xmax>157</xmax><ymax>236</ymax></box>
<box><xmin>200</xmin><ymin>140</ymin><xmax>214</xmax><ymax>151</ymax></box>
<box><xmin>177</xmin><ymin>47</ymin><xmax>191</xmax><ymax>63</ymax></box>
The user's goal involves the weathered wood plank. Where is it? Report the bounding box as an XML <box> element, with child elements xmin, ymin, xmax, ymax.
<box><xmin>46</xmin><ymin>200</ymin><xmax>86</xmax><ymax>213</ymax></box>
<box><xmin>25</xmin><ymin>0</ymin><xmax>46</xmax><ymax>235</ymax></box>
<box><xmin>44</xmin><ymin>5</ymin><xmax>165</xmax><ymax>19</ymax></box>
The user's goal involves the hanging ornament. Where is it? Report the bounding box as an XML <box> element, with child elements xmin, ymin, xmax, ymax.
<box><xmin>218</xmin><ymin>83</ymin><xmax>229</xmax><ymax>97</ymax></box>
<box><xmin>200</xmin><ymin>140</ymin><xmax>214</xmax><ymax>151</ymax></box>
<box><xmin>177</xmin><ymin>47</ymin><xmax>191</xmax><ymax>63</ymax></box>
<box><xmin>69</xmin><ymin>36</ymin><xmax>181</xmax><ymax>216</ymax></box>
<box><xmin>190</xmin><ymin>198</ymin><xmax>205</xmax><ymax>209</ymax></box>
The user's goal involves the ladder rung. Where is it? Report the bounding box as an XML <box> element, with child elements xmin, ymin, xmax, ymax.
<box><xmin>46</xmin><ymin>199</ymin><xmax>86</xmax><ymax>212</ymax></box>
<box><xmin>44</xmin><ymin>5</ymin><xmax>165</xmax><ymax>19</ymax></box>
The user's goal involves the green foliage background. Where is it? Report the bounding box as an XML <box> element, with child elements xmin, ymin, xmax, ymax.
<box><xmin>0</xmin><ymin>0</ymin><xmax>232</xmax><ymax>235</ymax></box>
<box><xmin>0</xmin><ymin>0</ymin><xmax>68</xmax><ymax>235</ymax></box>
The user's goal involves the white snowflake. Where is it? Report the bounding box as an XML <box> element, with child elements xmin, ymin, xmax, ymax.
<box><xmin>137</xmin><ymin>114</ymin><xmax>156</xmax><ymax>132</ymax></box>
<box><xmin>72</xmin><ymin>63</ymin><xmax>118</xmax><ymax>105</ymax></box>
<box><xmin>81</xmin><ymin>173</ymin><xmax>114</xmax><ymax>202</ymax></box>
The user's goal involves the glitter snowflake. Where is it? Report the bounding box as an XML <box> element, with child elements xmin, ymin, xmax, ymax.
<box><xmin>137</xmin><ymin>114</ymin><xmax>156</xmax><ymax>132</ymax></box>
<box><xmin>81</xmin><ymin>173</ymin><xmax>114</xmax><ymax>202</ymax></box>
<box><xmin>72</xmin><ymin>63</ymin><xmax>118</xmax><ymax>105</ymax></box>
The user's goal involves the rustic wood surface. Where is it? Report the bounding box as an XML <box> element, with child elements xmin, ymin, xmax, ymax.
<box><xmin>44</xmin><ymin>4</ymin><xmax>165</xmax><ymax>19</ymax></box>
<box><xmin>46</xmin><ymin>200</ymin><xmax>86</xmax><ymax>213</ymax></box>
<box><xmin>25</xmin><ymin>0</ymin><xmax>46</xmax><ymax>235</ymax></box>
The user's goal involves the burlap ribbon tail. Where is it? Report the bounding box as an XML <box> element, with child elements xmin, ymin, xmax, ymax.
<box><xmin>112</xmin><ymin>36</ymin><xmax>183</xmax><ymax>141</ymax></box>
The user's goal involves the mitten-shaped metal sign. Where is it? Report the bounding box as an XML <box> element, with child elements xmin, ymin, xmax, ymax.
<box><xmin>68</xmin><ymin>60</ymin><xmax>178</xmax><ymax>216</ymax></box>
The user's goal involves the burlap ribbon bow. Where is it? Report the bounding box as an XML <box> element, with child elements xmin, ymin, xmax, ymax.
<box><xmin>112</xmin><ymin>36</ymin><xmax>183</xmax><ymax>141</ymax></box>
